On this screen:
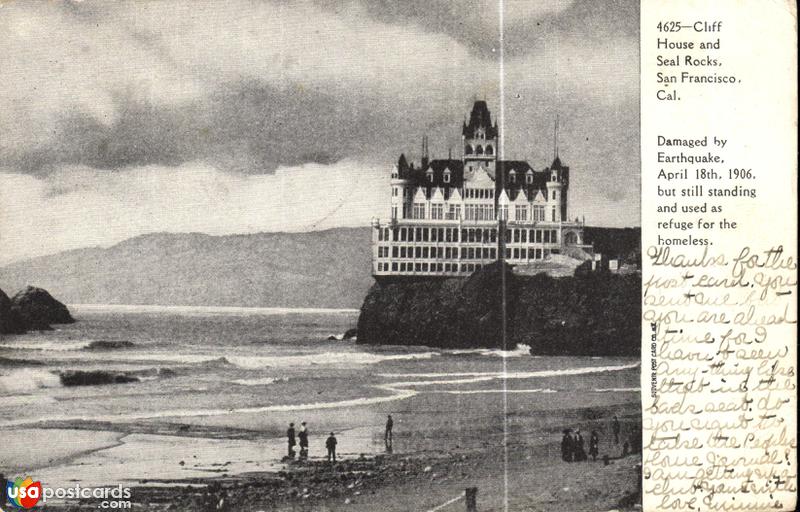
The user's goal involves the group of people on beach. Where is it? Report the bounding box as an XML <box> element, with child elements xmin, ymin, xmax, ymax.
<box><xmin>286</xmin><ymin>415</ymin><xmax>394</xmax><ymax>464</ymax></box>
<box><xmin>561</xmin><ymin>416</ymin><xmax>622</xmax><ymax>463</ymax></box>
<box><xmin>286</xmin><ymin>421</ymin><xmax>317</xmax><ymax>460</ymax></box>
<box><xmin>561</xmin><ymin>428</ymin><xmax>599</xmax><ymax>462</ymax></box>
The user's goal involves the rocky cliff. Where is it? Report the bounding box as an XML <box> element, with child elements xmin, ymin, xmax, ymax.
<box><xmin>0</xmin><ymin>286</ymin><xmax>74</xmax><ymax>334</ymax></box>
<box><xmin>357</xmin><ymin>261</ymin><xmax>514</xmax><ymax>349</ymax></box>
<box><xmin>0</xmin><ymin>287</ymin><xmax>24</xmax><ymax>334</ymax></box>
<box><xmin>357</xmin><ymin>263</ymin><xmax>640</xmax><ymax>356</ymax></box>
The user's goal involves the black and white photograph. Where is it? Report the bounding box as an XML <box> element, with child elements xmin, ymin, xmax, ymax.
<box><xmin>1</xmin><ymin>1</ymin><xmax>641</xmax><ymax>510</ymax></box>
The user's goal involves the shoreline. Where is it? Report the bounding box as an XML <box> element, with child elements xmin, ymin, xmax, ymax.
<box><xmin>68</xmin><ymin>304</ymin><xmax>360</xmax><ymax>316</ymax></box>
<box><xmin>10</xmin><ymin>397</ymin><xmax>642</xmax><ymax>511</ymax></box>
<box><xmin>38</xmin><ymin>411</ymin><xmax>642</xmax><ymax>512</ymax></box>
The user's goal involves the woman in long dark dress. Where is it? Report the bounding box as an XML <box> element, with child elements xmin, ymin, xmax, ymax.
<box><xmin>574</xmin><ymin>430</ymin><xmax>587</xmax><ymax>461</ymax></box>
<box><xmin>561</xmin><ymin>429</ymin><xmax>574</xmax><ymax>462</ymax></box>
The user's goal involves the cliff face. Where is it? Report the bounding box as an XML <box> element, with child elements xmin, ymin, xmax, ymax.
<box><xmin>356</xmin><ymin>265</ymin><xmax>641</xmax><ymax>356</ymax></box>
<box><xmin>513</xmin><ymin>272</ymin><xmax>641</xmax><ymax>356</ymax></box>
<box><xmin>357</xmin><ymin>262</ymin><xmax>515</xmax><ymax>349</ymax></box>
<box><xmin>0</xmin><ymin>287</ymin><xmax>25</xmax><ymax>334</ymax></box>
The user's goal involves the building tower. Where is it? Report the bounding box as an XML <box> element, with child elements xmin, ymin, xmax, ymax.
<box><xmin>545</xmin><ymin>117</ymin><xmax>569</xmax><ymax>223</ymax></box>
<box><xmin>546</xmin><ymin>158</ymin><xmax>564</xmax><ymax>223</ymax></box>
<box><xmin>462</xmin><ymin>101</ymin><xmax>498</xmax><ymax>175</ymax></box>
<box><xmin>390</xmin><ymin>154</ymin><xmax>410</xmax><ymax>221</ymax></box>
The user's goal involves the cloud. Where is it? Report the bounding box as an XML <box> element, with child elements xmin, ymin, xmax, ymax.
<box><xmin>0</xmin><ymin>160</ymin><xmax>389</xmax><ymax>264</ymax></box>
<box><xmin>0</xmin><ymin>0</ymin><xmax>637</xmax><ymax>175</ymax></box>
<box><xmin>0</xmin><ymin>0</ymin><xmax>639</xmax><ymax>263</ymax></box>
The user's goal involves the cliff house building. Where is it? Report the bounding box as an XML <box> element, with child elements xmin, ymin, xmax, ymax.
<box><xmin>372</xmin><ymin>100</ymin><xmax>588</xmax><ymax>276</ymax></box>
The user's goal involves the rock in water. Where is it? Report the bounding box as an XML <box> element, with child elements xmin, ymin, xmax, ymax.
<box><xmin>60</xmin><ymin>370</ymin><xmax>139</xmax><ymax>387</ymax></box>
<box><xmin>0</xmin><ymin>287</ymin><xmax>25</xmax><ymax>334</ymax></box>
<box><xmin>0</xmin><ymin>287</ymin><xmax>12</xmax><ymax>333</ymax></box>
<box><xmin>85</xmin><ymin>340</ymin><xmax>135</xmax><ymax>350</ymax></box>
<box><xmin>10</xmin><ymin>286</ymin><xmax>75</xmax><ymax>330</ymax></box>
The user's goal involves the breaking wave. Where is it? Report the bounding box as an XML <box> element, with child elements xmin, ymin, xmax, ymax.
<box><xmin>0</xmin><ymin>339</ymin><xmax>135</xmax><ymax>352</ymax></box>
<box><xmin>0</xmin><ymin>369</ymin><xmax>62</xmax><ymax>393</ymax></box>
<box><xmin>222</xmin><ymin>351</ymin><xmax>438</xmax><ymax>369</ymax></box>
<box><xmin>0</xmin><ymin>362</ymin><xmax>638</xmax><ymax>427</ymax></box>
<box><xmin>231</xmin><ymin>377</ymin><xmax>288</xmax><ymax>386</ymax></box>
<box><xmin>439</xmin><ymin>388</ymin><xmax>559</xmax><ymax>395</ymax></box>
<box><xmin>0</xmin><ymin>340</ymin><xmax>94</xmax><ymax>352</ymax></box>
<box><xmin>377</xmin><ymin>362</ymin><xmax>641</xmax><ymax>383</ymax></box>
<box><xmin>446</xmin><ymin>343</ymin><xmax>531</xmax><ymax>358</ymax></box>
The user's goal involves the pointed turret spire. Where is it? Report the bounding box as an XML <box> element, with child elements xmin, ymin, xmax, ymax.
<box><xmin>553</xmin><ymin>115</ymin><xmax>559</xmax><ymax>160</ymax></box>
<box><xmin>397</xmin><ymin>153</ymin><xmax>409</xmax><ymax>174</ymax></box>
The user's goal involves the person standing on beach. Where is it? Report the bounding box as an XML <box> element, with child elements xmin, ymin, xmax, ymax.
<box><xmin>612</xmin><ymin>416</ymin><xmax>620</xmax><ymax>445</ymax></box>
<box><xmin>589</xmin><ymin>430</ymin><xmax>599</xmax><ymax>462</ymax></box>
<box><xmin>298</xmin><ymin>421</ymin><xmax>309</xmax><ymax>459</ymax></box>
<box><xmin>287</xmin><ymin>423</ymin><xmax>296</xmax><ymax>458</ymax></box>
<box><xmin>561</xmin><ymin>429</ymin><xmax>573</xmax><ymax>462</ymax></box>
<box><xmin>384</xmin><ymin>414</ymin><xmax>393</xmax><ymax>446</ymax></box>
<box><xmin>574</xmin><ymin>430</ymin><xmax>587</xmax><ymax>461</ymax></box>
<box><xmin>326</xmin><ymin>432</ymin><xmax>338</xmax><ymax>463</ymax></box>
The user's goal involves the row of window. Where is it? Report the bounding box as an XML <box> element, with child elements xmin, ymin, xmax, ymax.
<box><xmin>377</xmin><ymin>262</ymin><xmax>482</xmax><ymax>273</ymax></box>
<box><xmin>464</xmin><ymin>188</ymin><xmax>494</xmax><ymax>199</ymax></box>
<box><xmin>464</xmin><ymin>204</ymin><xmax>495</xmax><ymax>221</ymax></box>
<box><xmin>377</xmin><ymin>245</ymin><xmax>551</xmax><ymax>261</ymax></box>
<box><xmin>464</xmin><ymin>144</ymin><xmax>493</xmax><ymax>155</ymax></box>
<box><xmin>396</xmin><ymin>202</ymin><xmax>557</xmax><ymax>222</ymax></box>
<box><xmin>377</xmin><ymin>227</ymin><xmax>560</xmax><ymax>244</ymax></box>
<box><xmin>375</xmin><ymin>248</ymin><xmax>557</xmax><ymax>274</ymax></box>
<box><xmin>377</xmin><ymin>262</ymin><xmax>483</xmax><ymax>273</ymax></box>
<box><xmin>420</xmin><ymin>172</ymin><xmax>543</xmax><ymax>185</ymax></box>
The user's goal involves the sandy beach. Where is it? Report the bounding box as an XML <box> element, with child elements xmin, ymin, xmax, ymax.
<box><xmin>4</xmin><ymin>389</ymin><xmax>641</xmax><ymax>511</ymax></box>
<box><xmin>1</xmin><ymin>307</ymin><xmax>641</xmax><ymax>511</ymax></box>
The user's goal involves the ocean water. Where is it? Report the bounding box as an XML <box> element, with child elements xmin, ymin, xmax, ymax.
<box><xmin>0</xmin><ymin>305</ymin><xmax>640</xmax><ymax>425</ymax></box>
<box><xmin>0</xmin><ymin>305</ymin><xmax>640</xmax><ymax>486</ymax></box>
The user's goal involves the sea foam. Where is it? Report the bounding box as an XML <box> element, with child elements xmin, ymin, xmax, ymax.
<box><xmin>0</xmin><ymin>369</ymin><xmax>62</xmax><ymax>393</ymax></box>
<box><xmin>446</xmin><ymin>343</ymin><xmax>532</xmax><ymax>358</ymax></box>
<box><xmin>0</xmin><ymin>340</ymin><xmax>94</xmax><ymax>352</ymax></box>
<box><xmin>223</xmin><ymin>351</ymin><xmax>438</xmax><ymax>369</ymax></box>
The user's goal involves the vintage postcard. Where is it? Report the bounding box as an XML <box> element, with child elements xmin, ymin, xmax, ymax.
<box><xmin>0</xmin><ymin>1</ymin><xmax>795</xmax><ymax>511</ymax></box>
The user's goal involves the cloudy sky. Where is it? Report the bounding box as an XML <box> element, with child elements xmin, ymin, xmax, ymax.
<box><xmin>0</xmin><ymin>0</ymin><xmax>639</xmax><ymax>264</ymax></box>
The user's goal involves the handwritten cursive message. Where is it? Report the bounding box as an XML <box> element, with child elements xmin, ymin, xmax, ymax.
<box><xmin>643</xmin><ymin>244</ymin><xmax>797</xmax><ymax>510</ymax></box>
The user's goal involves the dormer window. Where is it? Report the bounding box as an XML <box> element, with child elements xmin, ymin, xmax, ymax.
<box><xmin>509</xmin><ymin>170</ymin><xmax>516</xmax><ymax>184</ymax></box>
<box><xmin>444</xmin><ymin>170</ymin><xmax>451</xmax><ymax>183</ymax></box>
<box><xmin>551</xmin><ymin>170</ymin><xmax>558</xmax><ymax>181</ymax></box>
<box><xmin>526</xmin><ymin>170</ymin><xmax>533</xmax><ymax>184</ymax></box>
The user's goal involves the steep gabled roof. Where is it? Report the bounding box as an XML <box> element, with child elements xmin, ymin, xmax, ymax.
<box><xmin>398</xmin><ymin>156</ymin><xmax>568</xmax><ymax>202</ymax></box>
<box><xmin>494</xmin><ymin>160</ymin><xmax>551</xmax><ymax>198</ymax></box>
<box><xmin>462</xmin><ymin>101</ymin><xmax>498</xmax><ymax>139</ymax></box>
<box><xmin>405</xmin><ymin>159</ymin><xmax>465</xmax><ymax>189</ymax></box>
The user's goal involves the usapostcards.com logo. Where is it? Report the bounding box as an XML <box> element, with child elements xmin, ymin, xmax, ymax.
<box><xmin>4</xmin><ymin>477</ymin><xmax>132</xmax><ymax>509</ymax></box>
<box><xmin>5</xmin><ymin>477</ymin><xmax>42</xmax><ymax>509</ymax></box>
